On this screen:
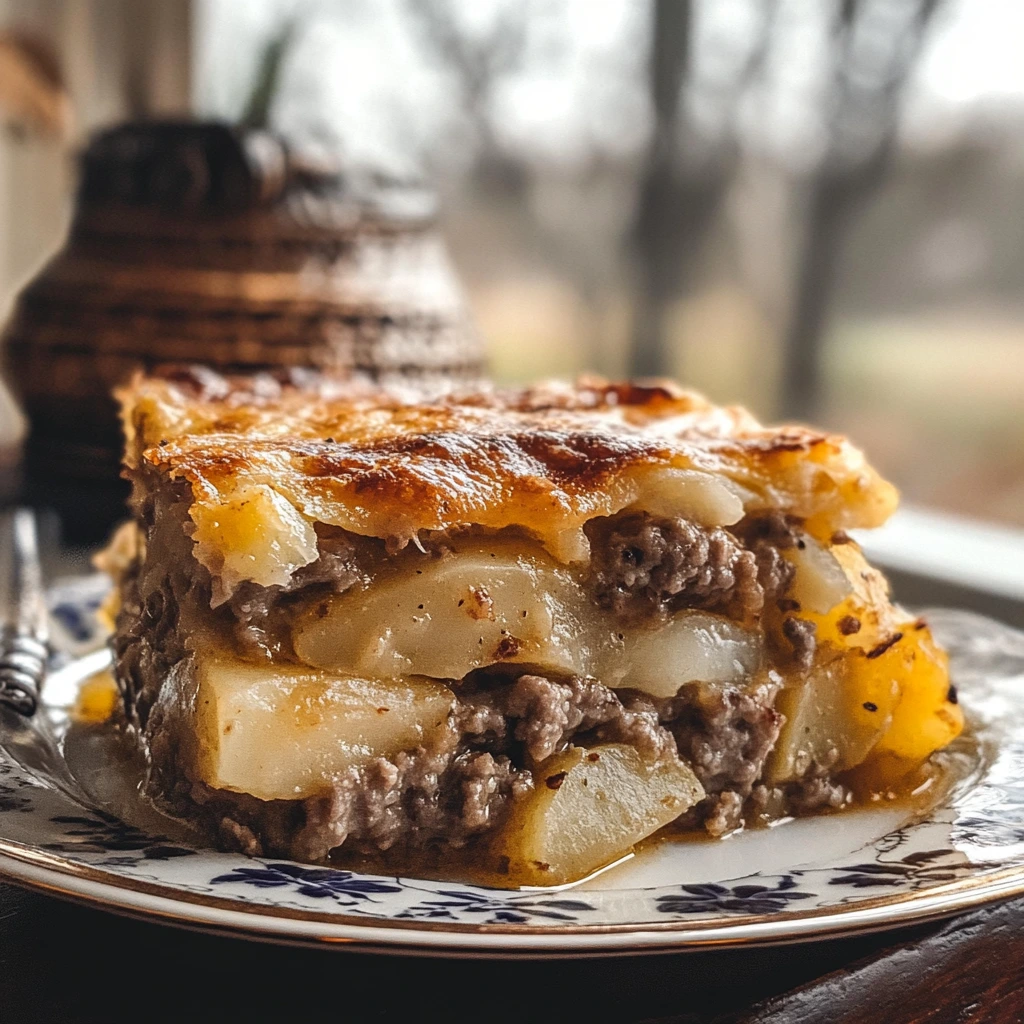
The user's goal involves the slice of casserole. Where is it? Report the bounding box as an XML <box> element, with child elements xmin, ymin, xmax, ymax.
<box><xmin>108</xmin><ymin>368</ymin><xmax>963</xmax><ymax>884</ymax></box>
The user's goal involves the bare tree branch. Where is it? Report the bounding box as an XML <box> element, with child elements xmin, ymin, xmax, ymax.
<box><xmin>403</xmin><ymin>0</ymin><xmax>530</xmax><ymax>160</ymax></box>
<box><xmin>628</xmin><ymin>0</ymin><xmax>778</xmax><ymax>378</ymax></box>
<box><xmin>780</xmin><ymin>0</ymin><xmax>944</xmax><ymax>421</ymax></box>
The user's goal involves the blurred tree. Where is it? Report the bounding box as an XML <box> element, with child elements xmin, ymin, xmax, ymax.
<box><xmin>404</xmin><ymin>0</ymin><xmax>643</xmax><ymax>374</ymax></box>
<box><xmin>781</xmin><ymin>0</ymin><xmax>944</xmax><ymax>420</ymax></box>
<box><xmin>403</xmin><ymin>0</ymin><xmax>531</xmax><ymax>194</ymax></box>
<box><xmin>377</xmin><ymin>0</ymin><xmax>944</xmax><ymax>404</ymax></box>
<box><xmin>628</xmin><ymin>0</ymin><xmax>690</xmax><ymax>379</ymax></box>
<box><xmin>628</xmin><ymin>0</ymin><xmax>777</xmax><ymax>378</ymax></box>
<box><xmin>629</xmin><ymin>0</ymin><xmax>942</xmax><ymax>413</ymax></box>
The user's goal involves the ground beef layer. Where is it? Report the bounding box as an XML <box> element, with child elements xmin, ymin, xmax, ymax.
<box><xmin>147</xmin><ymin>668</ymin><xmax>843</xmax><ymax>862</ymax></box>
<box><xmin>113</xmin><ymin>503</ymin><xmax>838</xmax><ymax>862</ymax></box>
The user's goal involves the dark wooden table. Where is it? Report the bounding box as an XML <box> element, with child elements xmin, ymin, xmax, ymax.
<box><xmin>2</xmin><ymin>883</ymin><xmax>1022</xmax><ymax>1023</ymax></box>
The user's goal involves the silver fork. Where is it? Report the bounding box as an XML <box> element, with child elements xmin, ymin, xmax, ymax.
<box><xmin>0</xmin><ymin>508</ymin><xmax>49</xmax><ymax>716</ymax></box>
<box><xmin>0</xmin><ymin>508</ymin><xmax>99</xmax><ymax>806</ymax></box>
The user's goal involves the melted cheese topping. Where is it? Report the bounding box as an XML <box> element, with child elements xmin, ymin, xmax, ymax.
<box><xmin>121</xmin><ymin>373</ymin><xmax>898</xmax><ymax>593</ymax></box>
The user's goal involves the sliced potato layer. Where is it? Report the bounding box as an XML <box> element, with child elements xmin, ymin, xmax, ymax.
<box><xmin>162</xmin><ymin>652</ymin><xmax>455</xmax><ymax>800</ymax></box>
<box><xmin>191</xmin><ymin>484</ymin><xmax>319</xmax><ymax>602</ymax></box>
<box><xmin>602</xmin><ymin>613</ymin><xmax>761</xmax><ymax>698</ymax></box>
<box><xmin>291</xmin><ymin>541</ymin><xmax>762</xmax><ymax>698</ymax></box>
<box><xmin>493</xmin><ymin>744</ymin><xmax>704</xmax><ymax>886</ymax></box>
<box><xmin>293</xmin><ymin>543</ymin><xmax>584</xmax><ymax>679</ymax></box>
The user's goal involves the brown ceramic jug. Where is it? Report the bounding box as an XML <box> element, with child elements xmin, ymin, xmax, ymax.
<box><xmin>2</xmin><ymin>120</ymin><xmax>482</xmax><ymax>540</ymax></box>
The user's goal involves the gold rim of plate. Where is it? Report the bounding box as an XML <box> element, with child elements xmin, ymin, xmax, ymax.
<box><xmin>1</xmin><ymin>836</ymin><xmax>1022</xmax><ymax>956</ymax></box>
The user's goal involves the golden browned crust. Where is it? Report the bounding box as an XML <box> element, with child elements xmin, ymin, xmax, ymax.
<box><xmin>119</xmin><ymin>368</ymin><xmax>898</xmax><ymax>584</ymax></box>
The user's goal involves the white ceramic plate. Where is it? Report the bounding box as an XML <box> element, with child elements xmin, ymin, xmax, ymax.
<box><xmin>1</xmin><ymin>585</ymin><xmax>1023</xmax><ymax>957</ymax></box>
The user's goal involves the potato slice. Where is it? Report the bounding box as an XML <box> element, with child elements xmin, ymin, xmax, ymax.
<box><xmin>191</xmin><ymin>484</ymin><xmax>319</xmax><ymax>602</ymax></box>
<box><xmin>767</xmin><ymin>653</ymin><xmax>898</xmax><ymax>783</ymax></box>
<box><xmin>630</xmin><ymin>468</ymin><xmax>747</xmax><ymax>526</ymax></box>
<box><xmin>293</xmin><ymin>541</ymin><xmax>762</xmax><ymax>701</ymax></box>
<box><xmin>159</xmin><ymin>652</ymin><xmax>454</xmax><ymax>800</ymax></box>
<box><xmin>768</xmin><ymin>623</ymin><xmax>963</xmax><ymax>784</ymax></box>
<box><xmin>802</xmin><ymin>541</ymin><xmax>897</xmax><ymax>651</ymax></box>
<box><xmin>292</xmin><ymin>543</ymin><xmax>585</xmax><ymax>680</ymax></box>
<box><xmin>493</xmin><ymin>744</ymin><xmax>704</xmax><ymax>886</ymax></box>
<box><xmin>599</xmin><ymin>612</ymin><xmax>762</xmax><ymax>699</ymax></box>
<box><xmin>785</xmin><ymin>537</ymin><xmax>852</xmax><ymax>615</ymax></box>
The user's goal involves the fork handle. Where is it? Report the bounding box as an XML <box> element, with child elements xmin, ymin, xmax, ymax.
<box><xmin>0</xmin><ymin>630</ymin><xmax>46</xmax><ymax>715</ymax></box>
<box><xmin>0</xmin><ymin>509</ymin><xmax>48</xmax><ymax>717</ymax></box>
